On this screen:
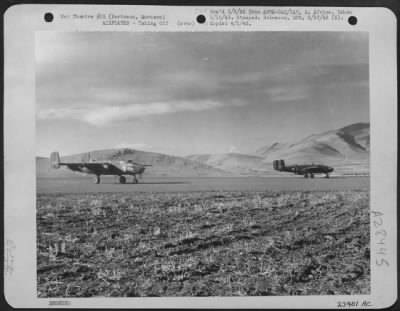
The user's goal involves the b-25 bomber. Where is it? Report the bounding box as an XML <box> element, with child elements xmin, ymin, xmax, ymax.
<box><xmin>50</xmin><ymin>151</ymin><xmax>151</xmax><ymax>184</ymax></box>
<box><xmin>273</xmin><ymin>159</ymin><xmax>334</xmax><ymax>178</ymax></box>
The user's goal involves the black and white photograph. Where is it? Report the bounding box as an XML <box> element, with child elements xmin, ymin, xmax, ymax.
<box><xmin>3</xmin><ymin>4</ymin><xmax>397</xmax><ymax>308</ymax></box>
<box><xmin>35</xmin><ymin>31</ymin><xmax>371</xmax><ymax>297</ymax></box>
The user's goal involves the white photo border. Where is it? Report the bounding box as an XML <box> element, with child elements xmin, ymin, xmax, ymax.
<box><xmin>4</xmin><ymin>5</ymin><xmax>397</xmax><ymax>308</ymax></box>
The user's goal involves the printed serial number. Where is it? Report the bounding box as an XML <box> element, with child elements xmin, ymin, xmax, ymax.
<box><xmin>49</xmin><ymin>301</ymin><xmax>71</xmax><ymax>306</ymax></box>
<box><xmin>337</xmin><ymin>301</ymin><xmax>372</xmax><ymax>308</ymax></box>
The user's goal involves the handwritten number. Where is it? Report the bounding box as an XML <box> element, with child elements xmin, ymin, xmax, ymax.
<box><xmin>373</xmin><ymin>217</ymin><xmax>383</xmax><ymax>228</ymax></box>
<box><xmin>376</xmin><ymin>258</ymin><xmax>389</xmax><ymax>267</ymax></box>
<box><xmin>375</xmin><ymin>229</ymin><xmax>387</xmax><ymax>236</ymax></box>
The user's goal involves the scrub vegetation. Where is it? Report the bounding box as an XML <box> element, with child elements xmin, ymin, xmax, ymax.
<box><xmin>37</xmin><ymin>190</ymin><xmax>370</xmax><ymax>297</ymax></box>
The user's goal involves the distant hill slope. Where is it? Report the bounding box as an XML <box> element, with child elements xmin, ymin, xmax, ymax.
<box><xmin>258</xmin><ymin>123</ymin><xmax>369</xmax><ymax>163</ymax></box>
<box><xmin>338</xmin><ymin>122</ymin><xmax>369</xmax><ymax>151</ymax></box>
<box><xmin>38</xmin><ymin>123</ymin><xmax>369</xmax><ymax>178</ymax></box>
<box><xmin>37</xmin><ymin>149</ymin><xmax>229</xmax><ymax>178</ymax></box>
<box><xmin>255</xmin><ymin>142</ymin><xmax>290</xmax><ymax>157</ymax></box>
<box><xmin>185</xmin><ymin>153</ymin><xmax>270</xmax><ymax>176</ymax></box>
<box><xmin>187</xmin><ymin>123</ymin><xmax>369</xmax><ymax>175</ymax></box>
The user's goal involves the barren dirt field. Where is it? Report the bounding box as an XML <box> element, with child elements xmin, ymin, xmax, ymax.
<box><xmin>37</xmin><ymin>190</ymin><xmax>370</xmax><ymax>297</ymax></box>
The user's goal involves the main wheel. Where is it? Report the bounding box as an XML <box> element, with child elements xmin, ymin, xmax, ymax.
<box><xmin>310</xmin><ymin>173</ymin><xmax>315</xmax><ymax>178</ymax></box>
<box><xmin>119</xmin><ymin>176</ymin><xmax>126</xmax><ymax>184</ymax></box>
<box><xmin>304</xmin><ymin>173</ymin><xmax>309</xmax><ymax>178</ymax></box>
<box><xmin>325</xmin><ymin>174</ymin><xmax>330</xmax><ymax>178</ymax></box>
<box><xmin>132</xmin><ymin>176</ymin><xmax>138</xmax><ymax>184</ymax></box>
<box><xmin>93</xmin><ymin>175</ymin><xmax>100</xmax><ymax>184</ymax></box>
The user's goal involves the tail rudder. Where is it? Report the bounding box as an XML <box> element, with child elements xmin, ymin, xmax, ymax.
<box><xmin>50</xmin><ymin>152</ymin><xmax>60</xmax><ymax>169</ymax></box>
<box><xmin>273</xmin><ymin>159</ymin><xmax>286</xmax><ymax>171</ymax></box>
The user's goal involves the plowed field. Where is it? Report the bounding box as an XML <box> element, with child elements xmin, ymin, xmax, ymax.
<box><xmin>37</xmin><ymin>190</ymin><xmax>370</xmax><ymax>297</ymax></box>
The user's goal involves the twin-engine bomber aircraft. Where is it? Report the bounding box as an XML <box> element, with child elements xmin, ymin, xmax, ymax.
<box><xmin>50</xmin><ymin>152</ymin><xmax>151</xmax><ymax>184</ymax></box>
<box><xmin>273</xmin><ymin>159</ymin><xmax>334</xmax><ymax>178</ymax></box>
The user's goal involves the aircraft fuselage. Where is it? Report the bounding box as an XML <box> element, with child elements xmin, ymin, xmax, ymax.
<box><xmin>283</xmin><ymin>164</ymin><xmax>334</xmax><ymax>175</ymax></box>
<box><xmin>273</xmin><ymin>159</ymin><xmax>334</xmax><ymax>178</ymax></box>
<box><xmin>67</xmin><ymin>160</ymin><xmax>146</xmax><ymax>176</ymax></box>
<box><xmin>51</xmin><ymin>151</ymin><xmax>150</xmax><ymax>184</ymax></box>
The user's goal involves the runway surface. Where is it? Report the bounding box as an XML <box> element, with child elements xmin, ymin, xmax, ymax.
<box><xmin>37</xmin><ymin>176</ymin><xmax>369</xmax><ymax>194</ymax></box>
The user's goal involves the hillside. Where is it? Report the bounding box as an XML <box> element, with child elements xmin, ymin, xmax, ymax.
<box><xmin>339</xmin><ymin>122</ymin><xmax>369</xmax><ymax>151</ymax></box>
<box><xmin>187</xmin><ymin>123</ymin><xmax>370</xmax><ymax>175</ymax></box>
<box><xmin>258</xmin><ymin>123</ymin><xmax>369</xmax><ymax>175</ymax></box>
<box><xmin>255</xmin><ymin>142</ymin><xmax>290</xmax><ymax>157</ymax></box>
<box><xmin>37</xmin><ymin>149</ymin><xmax>229</xmax><ymax>178</ymax></box>
<box><xmin>185</xmin><ymin>153</ymin><xmax>270</xmax><ymax>176</ymax></box>
<box><xmin>38</xmin><ymin>123</ymin><xmax>369</xmax><ymax>178</ymax></box>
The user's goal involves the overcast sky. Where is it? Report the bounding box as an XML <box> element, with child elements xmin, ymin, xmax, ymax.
<box><xmin>36</xmin><ymin>31</ymin><xmax>369</xmax><ymax>157</ymax></box>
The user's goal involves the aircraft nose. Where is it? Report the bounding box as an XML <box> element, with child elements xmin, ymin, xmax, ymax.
<box><xmin>328</xmin><ymin>167</ymin><xmax>334</xmax><ymax>172</ymax></box>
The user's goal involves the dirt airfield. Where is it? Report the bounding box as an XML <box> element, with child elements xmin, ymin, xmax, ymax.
<box><xmin>37</xmin><ymin>176</ymin><xmax>369</xmax><ymax>194</ymax></box>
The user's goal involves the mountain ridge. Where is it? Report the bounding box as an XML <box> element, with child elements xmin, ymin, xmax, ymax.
<box><xmin>187</xmin><ymin>122</ymin><xmax>370</xmax><ymax>175</ymax></box>
<box><xmin>37</xmin><ymin>122</ymin><xmax>369</xmax><ymax>178</ymax></box>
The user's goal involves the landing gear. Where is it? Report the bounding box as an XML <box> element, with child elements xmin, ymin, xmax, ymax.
<box><xmin>132</xmin><ymin>176</ymin><xmax>138</xmax><ymax>184</ymax></box>
<box><xmin>310</xmin><ymin>173</ymin><xmax>315</xmax><ymax>178</ymax></box>
<box><xmin>119</xmin><ymin>176</ymin><xmax>126</xmax><ymax>184</ymax></box>
<box><xmin>325</xmin><ymin>174</ymin><xmax>330</xmax><ymax>178</ymax></box>
<box><xmin>93</xmin><ymin>175</ymin><xmax>100</xmax><ymax>184</ymax></box>
<box><xmin>304</xmin><ymin>173</ymin><xmax>309</xmax><ymax>178</ymax></box>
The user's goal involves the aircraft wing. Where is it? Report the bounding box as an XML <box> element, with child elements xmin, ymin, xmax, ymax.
<box><xmin>62</xmin><ymin>162</ymin><xmax>124</xmax><ymax>175</ymax></box>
